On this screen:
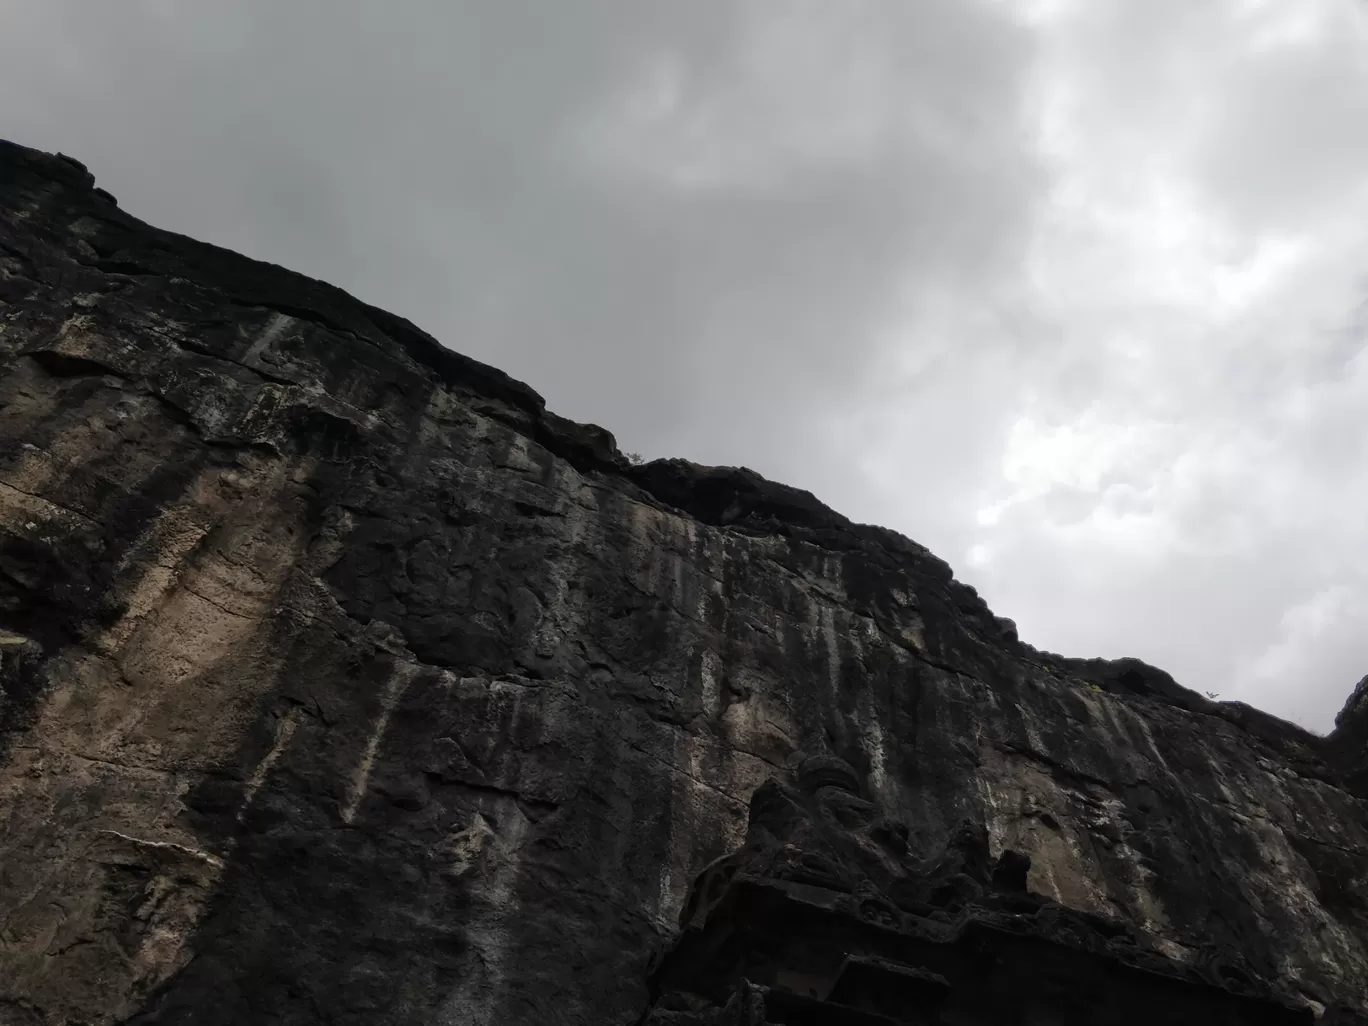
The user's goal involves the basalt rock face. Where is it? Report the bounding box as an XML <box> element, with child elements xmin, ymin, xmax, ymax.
<box><xmin>0</xmin><ymin>139</ymin><xmax>1365</xmax><ymax>1026</ymax></box>
<box><xmin>643</xmin><ymin>755</ymin><xmax>1328</xmax><ymax>1025</ymax></box>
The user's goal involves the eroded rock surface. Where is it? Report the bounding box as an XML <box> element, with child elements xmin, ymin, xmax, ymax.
<box><xmin>643</xmin><ymin>754</ymin><xmax>1354</xmax><ymax>1024</ymax></box>
<box><xmin>1</xmin><ymin>139</ymin><xmax>1366</xmax><ymax>1024</ymax></box>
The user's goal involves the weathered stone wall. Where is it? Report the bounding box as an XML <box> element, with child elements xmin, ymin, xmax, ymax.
<box><xmin>1</xmin><ymin>139</ymin><xmax>1365</xmax><ymax>1024</ymax></box>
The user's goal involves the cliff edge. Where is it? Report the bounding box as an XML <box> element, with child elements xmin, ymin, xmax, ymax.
<box><xmin>1</xmin><ymin>140</ymin><xmax>1365</xmax><ymax>1025</ymax></box>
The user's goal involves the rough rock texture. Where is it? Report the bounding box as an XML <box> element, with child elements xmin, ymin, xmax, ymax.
<box><xmin>642</xmin><ymin>754</ymin><xmax>1350</xmax><ymax>1024</ymax></box>
<box><xmin>0</xmin><ymin>138</ymin><xmax>1365</xmax><ymax>1025</ymax></box>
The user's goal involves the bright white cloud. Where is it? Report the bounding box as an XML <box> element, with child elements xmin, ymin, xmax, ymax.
<box><xmin>943</xmin><ymin>0</ymin><xmax>1368</xmax><ymax>730</ymax></box>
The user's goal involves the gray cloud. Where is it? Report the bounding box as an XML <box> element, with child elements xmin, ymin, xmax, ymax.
<box><xmin>3</xmin><ymin>0</ymin><xmax>1365</xmax><ymax>730</ymax></box>
<box><xmin>2</xmin><ymin>2</ymin><xmax>1041</xmax><ymax>436</ymax></box>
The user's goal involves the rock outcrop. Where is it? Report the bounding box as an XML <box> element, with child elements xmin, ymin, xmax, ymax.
<box><xmin>1</xmin><ymin>139</ymin><xmax>1365</xmax><ymax>1025</ymax></box>
<box><xmin>644</xmin><ymin>754</ymin><xmax>1329</xmax><ymax>1024</ymax></box>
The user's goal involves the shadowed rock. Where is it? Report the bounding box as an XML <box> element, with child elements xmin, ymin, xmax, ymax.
<box><xmin>643</xmin><ymin>756</ymin><xmax>1329</xmax><ymax>1024</ymax></box>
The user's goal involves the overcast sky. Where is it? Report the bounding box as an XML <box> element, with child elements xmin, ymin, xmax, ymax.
<box><xmin>5</xmin><ymin>0</ymin><xmax>1367</xmax><ymax>732</ymax></box>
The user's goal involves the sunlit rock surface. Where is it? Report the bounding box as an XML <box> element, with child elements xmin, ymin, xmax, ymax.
<box><xmin>1</xmin><ymin>139</ymin><xmax>1365</xmax><ymax>1025</ymax></box>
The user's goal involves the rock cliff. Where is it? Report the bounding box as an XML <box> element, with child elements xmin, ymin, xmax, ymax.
<box><xmin>1</xmin><ymin>138</ymin><xmax>1365</xmax><ymax>1025</ymax></box>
